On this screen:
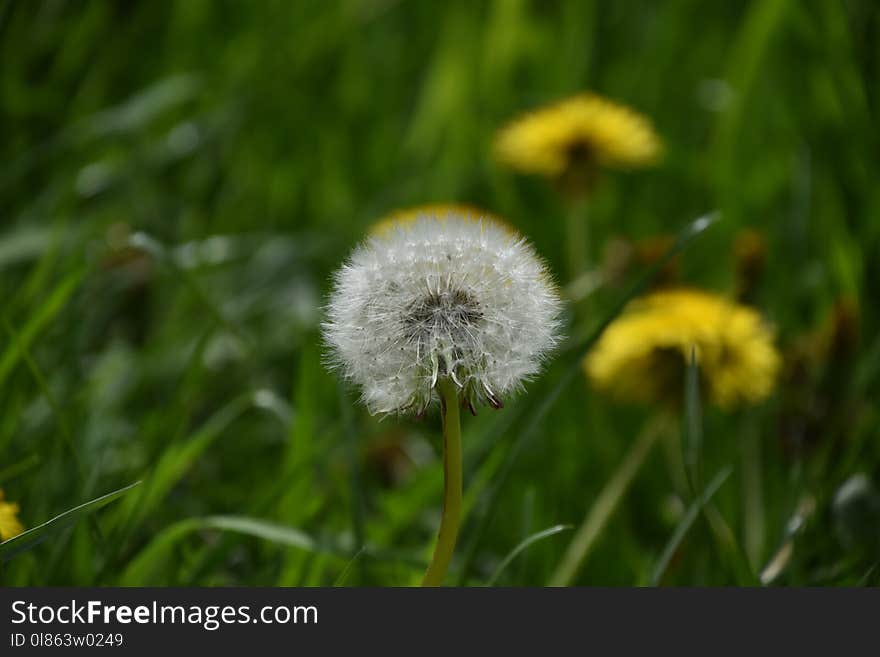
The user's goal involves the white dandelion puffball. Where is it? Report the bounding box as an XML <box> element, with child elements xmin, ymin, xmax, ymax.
<box><xmin>323</xmin><ymin>213</ymin><xmax>563</xmax><ymax>415</ymax></box>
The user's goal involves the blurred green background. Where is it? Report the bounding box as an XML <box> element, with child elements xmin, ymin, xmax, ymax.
<box><xmin>1</xmin><ymin>0</ymin><xmax>879</xmax><ymax>586</ymax></box>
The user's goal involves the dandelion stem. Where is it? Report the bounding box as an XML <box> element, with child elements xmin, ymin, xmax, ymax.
<box><xmin>565</xmin><ymin>200</ymin><xmax>590</xmax><ymax>278</ymax></box>
<box><xmin>422</xmin><ymin>378</ymin><xmax>463</xmax><ymax>587</ymax></box>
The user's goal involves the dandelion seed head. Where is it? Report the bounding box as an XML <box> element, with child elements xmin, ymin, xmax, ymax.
<box><xmin>324</xmin><ymin>212</ymin><xmax>563</xmax><ymax>415</ymax></box>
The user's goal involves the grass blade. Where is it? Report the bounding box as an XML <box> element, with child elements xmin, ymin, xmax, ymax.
<box><xmin>683</xmin><ymin>349</ymin><xmax>703</xmax><ymax>492</ymax></box>
<box><xmin>0</xmin><ymin>481</ymin><xmax>141</xmax><ymax>562</ymax></box>
<box><xmin>549</xmin><ymin>416</ymin><xmax>670</xmax><ymax>586</ymax></box>
<box><xmin>2</xmin><ymin>318</ymin><xmax>82</xmax><ymax>480</ymax></box>
<box><xmin>333</xmin><ymin>547</ymin><xmax>366</xmax><ymax>587</ymax></box>
<box><xmin>0</xmin><ymin>269</ymin><xmax>83</xmax><ymax>389</ymax></box>
<box><xmin>0</xmin><ymin>454</ymin><xmax>40</xmax><ymax>485</ymax></box>
<box><xmin>115</xmin><ymin>395</ymin><xmax>253</xmax><ymax>538</ymax></box>
<box><xmin>120</xmin><ymin>515</ymin><xmax>342</xmax><ymax>586</ymax></box>
<box><xmin>487</xmin><ymin>524</ymin><xmax>571</xmax><ymax>586</ymax></box>
<box><xmin>650</xmin><ymin>466</ymin><xmax>733</xmax><ymax>585</ymax></box>
<box><xmin>119</xmin><ymin>514</ymin><xmax>427</xmax><ymax>586</ymax></box>
<box><xmin>741</xmin><ymin>415</ymin><xmax>765</xmax><ymax>570</ymax></box>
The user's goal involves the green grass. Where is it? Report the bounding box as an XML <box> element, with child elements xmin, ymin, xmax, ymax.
<box><xmin>1</xmin><ymin>0</ymin><xmax>878</xmax><ymax>586</ymax></box>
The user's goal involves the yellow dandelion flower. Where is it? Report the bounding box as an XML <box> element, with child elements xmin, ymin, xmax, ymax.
<box><xmin>0</xmin><ymin>489</ymin><xmax>24</xmax><ymax>541</ymax></box>
<box><xmin>493</xmin><ymin>93</ymin><xmax>662</xmax><ymax>190</ymax></box>
<box><xmin>585</xmin><ymin>289</ymin><xmax>780</xmax><ymax>409</ymax></box>
<box><xmin>370</xmin><ymin>203</ymin><xmax>515</xmax><ymax>237</ymax></box>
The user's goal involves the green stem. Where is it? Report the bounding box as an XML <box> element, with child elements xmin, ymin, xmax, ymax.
<box><xmin>421</xmin><ymin>378</ymin><xmax>463</xmax><ymax>587</ymax></box>
<box><xmin>741</xmin><ymin>416</ymin><xmax>764</xmax><ymax>570</ymax></box>
<box><xmin>565</xmin><ymin>201</ymin><xmax>590</xmax><ymax>279</ymax></box>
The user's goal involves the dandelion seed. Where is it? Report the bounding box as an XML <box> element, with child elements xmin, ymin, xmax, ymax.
<box><xmin>584</xmin><ymin>288</ymin><xmax>780</xmax><ymax>409</ymax></box>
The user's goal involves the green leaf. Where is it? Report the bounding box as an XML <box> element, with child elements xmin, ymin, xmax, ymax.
<box><xmin>119</xmin><ymin>516</ymin><xmax>338</xmax><ymax>586</ymax></box>
<box><xmin>0</xmin><ymin>482</ymin><xmax>141</xmax><ymax>562</ymax></box>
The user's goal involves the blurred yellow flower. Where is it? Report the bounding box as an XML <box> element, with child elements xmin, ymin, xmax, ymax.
<box><xmin>371</xmin><ymin>203</ymin><xmax>514</xmax><ymax>237</ymax></box>
<box><xmin>585</xmin><ymin>289</ymin><xmax>780</xmax><ymax>409</ymax></box>
<box><xmin>493</xmin><ymin>93</ymin><xmax>662</xmax><ymax>191</ymax></box>
<box><xmin>0</xmin><ymin>489</ymin><xmax>24</xmax><ymax>541</ymax></box>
